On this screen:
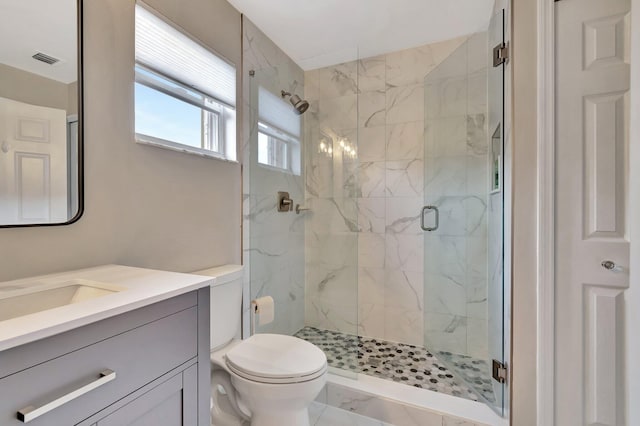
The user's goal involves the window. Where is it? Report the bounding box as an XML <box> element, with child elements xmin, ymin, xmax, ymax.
<box><xmin>257</xmin><ymin>87</ymin><xmax>301</xmax><ymax>174</ymax></box>
<box><xmin>134</xmin><ymin>3</ymin><xmax>236</xmax><ymax>160</ymax></box>
<box><xmin>258</xmin><ymin>122</ymin><xmax>301</xmax><ymax>174</ymax></box>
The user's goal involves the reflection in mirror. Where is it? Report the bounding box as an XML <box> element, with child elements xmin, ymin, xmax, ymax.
<box><xmin>0</xmin><ymin>0</ymin><xmax>82</xmax><ymax>226</ymax></box>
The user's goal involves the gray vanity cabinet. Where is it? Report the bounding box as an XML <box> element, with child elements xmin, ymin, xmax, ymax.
<box><xmin>0</xmin><ymin>288</ymin><xmax>210</xmax><ymax>426</ymax></box>
<box><xmin>88</xmin><ymin>364</ymin><xmax>198</xmax><ymax>426</ymax></box>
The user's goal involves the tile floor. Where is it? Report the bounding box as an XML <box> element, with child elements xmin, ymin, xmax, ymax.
<box><xmin>310</xmin><ymin>402</ymin><xmax>394</xmax><ymax>426</ymax></box>
<box><xmin>295</xmin><ymin>327</ymin><xmax>495</xmax><ymax>403</ymax></box>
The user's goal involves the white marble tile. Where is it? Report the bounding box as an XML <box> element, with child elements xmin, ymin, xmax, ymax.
<box><xmin>358</xmin><ymin>233</ymin><xmax>386</xmax><ymax>268</ymax></box>
<box><xmin>305</xmin><ymin>296</ymin><xmax>359</xmax><ymax>334</ymax></box>
<box><xmin>466</xmin><ymin>32</ymin><xmax>488</xmax><ymax>76</ymax></box>
<box><xmin>243</xmin><ymin>19</ymin><xmax>281</xmax><ymax>71</ymax></box>
<box><xmin>466</xmin><ymin>113</ymin><xmax>487</xmax><ymax>157</ymax></box>
<box><xmin>326</xmin><ymin>384</ymin><xmax>443</xmax><ymax>426</ymax></box>
<box><xmin>386</xmin><ymin>36</ymin><xmax>467</xmax><ymax>87</ymax></box>
<box><xmin>466</xmin><ymin>155</ymin><xmax>488</xmax><ymax>197</ymax></box>
<box><xmin>466</xmin><ymin>280</ymin><xmax>488</xmax><ymax>320</ymax></box>
<box><xmin>384</xmin><ymin>268</ymin><xmax>424</xmax><ymax>310</ymax></box>
<box><xmin>423</xmin><ymin>39</ymin><xmax>468</xmax><ymax>83</ymax></box>
<box><xmin>467</xmin><ymin>318</ymin><xmax>489</xmax><ymax>359</ymax></box>
<box><xmin>384</xmin><ymin>307</ymin><xmax>423</xmax><ymax>346</ymax></box>
<box><xmin>357</xmin><ymin>198</ymin><xmax>386</xmax><ymax>234</ymax></box>
<box><xmin>426</xmin><ymin>116</ymin><xmax>468</xmax><ymax>157</ymax></box>
<box><xmin>319</xmin><ymin>95</ymin><xmax>358</xmax><ymax>130</ymax></box>
<box><xmin>358</xmin><ymin>55</ymin><xmax>386</xmax><ymax>92</ymax></box>
<box><xmin>306</xmin><ymin>159</ymin><xmax>334</xmax><ymax>198</ymax></box>
<box><xmin>250</xmin><ymin>158</ymin><xmax>304</xmax><ymax>196</ymax></box>
<box><xmin>305</xmin><ymin>69</ymin><xmax>321</xmax><ymax>101</ymax></box>
<box><xmin>427</xmin><ymin>196</ymin><xmax>466</xmax><ymax>237</ymax></box>
<box><xmin>385</xmin><ymin>160</ymin><xmax>424</xmax><ymax>197</ymax></box>
<box><xmin>306</xmin><ymin>264</ymin><xmax>358</xmax><ymax>302</ymax></box>
<box><xmin>424</xmin><ymin>82</ymin><xmax>439</xmax><ymax>121</ymax></box>
<box><xmin>306</xmin><ymin>232</ymin><xmax>358</xmax><ymax>267</ymax></box>
<box><xmin>438</xmin><ymin>76</ymin><xmax>468</xmax><ymax>118</ymax></box>
<box><xmin>385</xmin><ymin>234</ymin><xmax>424</xmax><ymax>272</ymax></box>
<box><xmin>358</xmin><ymin>162</ymin><xmax>387</xmax><ymax>198</ymax></box>
<box><xmin>386</xmin><ymin>84</ymin><xmax>425</xmax><ymax>124</ymax></box>
<box><xmin>358</xmin><ymin>126</ymin><xmax>386</xmax><ymax>162</ymax></box>
<box><xmin>424</xmin><ymin>235</ymin><xmax>466</xmax><ymax>277</ymax></box>
<box><xmin>443</xmin><ymin>416</ymin><xmax>478</xmax><ymax>426</ymax></box>
<box><xmin>424</xmin><ymin>312</ymin><xmax>467</xmax><ymax>354</ymax></box>
<box><xmin>463</xmin><ymin>196</ymin><xmax>487</xmax><ymax>238</ymax></box>
<box><xmin>315</xmin><ymin>404</ymin><xmax>393</xmax><ymax>426</ymax></box>
<box><xmin>424</xmin><ymin>273</ymin><xmax>467</xmax><ymax>317</ymax></box>
<box><xmin>319</xmin><ymin>61</ymin><xmax>358</xmax><ymax>99</ymax></box>
<box><xmin>358</xmin><ymin>90</ymin><xmax>386</xmax><ymax>128</ymax></box>
<box><xmin>358</xmin><ymin>303</ymin><xmax>386</xmax><ymax>340</ymax></box>
<box><xmin>358</xmin><ymin>267</ymin><xmax>386</xmax><ymax>305</ymax></box>
<box><xmin>306</xmin><ymin>96</ymin><xmax>321</xmax><ymax>125</ymax></box>
<box><xmin>467</xmin><ymin>236</ymin><xmax>488</xmax><ymax>278</ymax></box>
<box><xmin>386</xmin><ymin>121</ymin><xmax>424</xmax><ymax>161</ymax></box>
<box><xmin>385</xmin><ymin>197</ymin><xmax>423</xmax><ymax>236</ymax></box>
<box><xmin>424</xmin><ymin>156</ymin><xmax>467</xmax><ymax>197</ymax></box>
<box><xmin>467</xmin><ymin>71</ymin><xmax>488</xmax><ymax>116</ymax></box>
<box><xmin>309</xmin><ymin>401</ymin><xmax>327</xmax><ymax>424</ymax></box>
<box><xmin>307</xmin><ymin>198</ymin><xmax>359</xmax><ymax>233</ymax></box>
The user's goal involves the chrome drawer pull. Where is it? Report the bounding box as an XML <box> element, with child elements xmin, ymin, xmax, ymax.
<box><xmin>17</xmin><ymin>369</ymin><xmax>116</xmax><ymax>423</ymax></box>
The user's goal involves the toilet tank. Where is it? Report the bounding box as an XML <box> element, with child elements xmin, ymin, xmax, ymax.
<box><xmin>194</xmin><ymin>264</ymin><xmax>243</xmax><ymax>351</ymax></box>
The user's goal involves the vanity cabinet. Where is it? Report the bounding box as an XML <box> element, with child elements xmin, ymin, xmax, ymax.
<box><xmin>0</xmin><ymin>288</ymin><xmax>210</xmax><ymax>426</ymax></box>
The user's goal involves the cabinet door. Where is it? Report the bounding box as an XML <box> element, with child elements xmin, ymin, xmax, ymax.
<box><xmin>94</xmin><ymin>365</ymin><xmax>198</xmax><ymax>426</ymax></box>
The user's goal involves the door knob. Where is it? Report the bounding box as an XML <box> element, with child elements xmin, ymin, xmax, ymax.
<box><xmin>601</xmin><ymin>260</ymin><xmax>616</xmax><ymax>270</ymax></box>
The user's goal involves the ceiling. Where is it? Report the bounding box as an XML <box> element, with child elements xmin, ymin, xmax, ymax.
<box><xmin>0</xmin><ymin>0</ymin><xmax>77</xmax><ymax>84</ymax></box>
<box><xmin>228</xmin><ymin>0</ymin><xmax>495</xmax><ymax>70</ymax></box>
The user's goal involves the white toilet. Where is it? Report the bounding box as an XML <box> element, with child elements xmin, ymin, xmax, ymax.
<box><xmin>196</xmin><ymin>265</ymin><xmax>327</xmax><ymax>426</ymax></box>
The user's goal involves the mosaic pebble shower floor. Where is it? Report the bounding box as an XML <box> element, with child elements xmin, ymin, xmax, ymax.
<box><xmin>295</xmin><ymin>326</ymin><xmax>495</xmax><ymax>403</ymax></box>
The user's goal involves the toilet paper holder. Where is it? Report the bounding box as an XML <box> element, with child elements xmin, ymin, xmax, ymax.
<box><xmin>250</xmin><ymin>296</ymin><xmax>275</xmax><ymax>334</ymax></box>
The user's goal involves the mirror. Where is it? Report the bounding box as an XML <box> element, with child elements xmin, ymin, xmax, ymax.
<box><xmin>0</xmin><ymin>0</ymin><xmax>83</xmax><ymax>227</ymax></box>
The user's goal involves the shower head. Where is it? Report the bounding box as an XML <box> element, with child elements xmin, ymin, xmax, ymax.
<box><xmin>281</xmin><ymin>90</ymin><xmax>310</xmax><ymax>115</ymax></box>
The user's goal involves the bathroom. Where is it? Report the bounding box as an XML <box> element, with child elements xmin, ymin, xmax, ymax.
<box><xmin>0</xmin><ymin>0</ymin><xmax>637</xmax><ymax>425</ymax></box>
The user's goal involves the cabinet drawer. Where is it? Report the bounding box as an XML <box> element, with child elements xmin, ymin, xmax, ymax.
<box><xmin>0</xmin><ymin>307</ymin><xmax>197</xmax><ymax>426</ymax></box>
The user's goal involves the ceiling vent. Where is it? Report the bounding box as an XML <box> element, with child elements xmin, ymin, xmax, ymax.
<box><xmin>32</xmin><ymin>52</ymin><xmax>60</xmax><ymax>65</ymax></box>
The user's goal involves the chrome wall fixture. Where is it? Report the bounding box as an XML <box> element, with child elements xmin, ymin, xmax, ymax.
<box><xmin>281</xmin><ymin>90</ymin><xmax>309</xmax><ymax>115</ymax></box>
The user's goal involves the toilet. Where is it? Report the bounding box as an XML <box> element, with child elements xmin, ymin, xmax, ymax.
<box><xmin>196</xmin><ymin>265</ymin><xmax>327</xmax><ymax>426</ymax></box>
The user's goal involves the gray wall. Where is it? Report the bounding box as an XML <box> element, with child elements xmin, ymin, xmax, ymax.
<box><xmin>0</xmin><ymin>0</ymin><xmax>242</xmax><ymax>281</ymax></box>
<box><xmin>0</xmin><ymin>63</ymin><xmax>74</xmax><ymax>112</ymax></box>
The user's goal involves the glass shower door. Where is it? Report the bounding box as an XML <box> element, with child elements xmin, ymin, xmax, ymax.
<box><xmin>422</xmin><ymin>8</ymin><xmax>508</xmax><ymax>416</ymax></box>
<box><xmin>486</xmin><ymin>8</ymin><xmax>508</xmax><ymax>416</ymax></box>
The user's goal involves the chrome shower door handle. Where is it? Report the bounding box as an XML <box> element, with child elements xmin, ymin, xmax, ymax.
<box><xmin>420</xmin><ymin>205</ymin><xmax>439</xmax><ymax>231</ymax></box>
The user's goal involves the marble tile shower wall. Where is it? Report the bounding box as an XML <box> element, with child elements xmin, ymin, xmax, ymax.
<box><xmin>423</xmin><ymin>33</ymin><xmax>489</xmax><ymax>359</ymax></box>
<box><xmin>303</xmin><ymin>36</ymin><xmax>482</xmax><ymax>347</ymax></box>
<box><xmin>242</xmin><ymin>18</ymin><xmax>306</xmax><ymax>337</ymax></box>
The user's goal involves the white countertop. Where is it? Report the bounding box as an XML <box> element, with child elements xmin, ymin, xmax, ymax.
<box><xmin>0</xmin><ymin>265</ymin><xmax>215</xmax><ymax>352</ymax></box>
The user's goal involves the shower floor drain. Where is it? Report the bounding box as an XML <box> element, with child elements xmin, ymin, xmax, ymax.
<box><xmin>295</xmin><ymin>326</ymin><xmax>496</xmax><ymax>403</ymax></box>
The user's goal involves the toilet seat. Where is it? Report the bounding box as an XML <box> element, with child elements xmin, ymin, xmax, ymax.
<box><xmin>225</xmin><ymin>334</ymin><xmax>327</xmax><ymax>384</ymax></box>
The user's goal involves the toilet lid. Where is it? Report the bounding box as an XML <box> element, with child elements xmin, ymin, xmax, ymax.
<box><xmin>225</xmin><ymin>334</ymin><xmax>327</xmax><ymax>384</ymax></box>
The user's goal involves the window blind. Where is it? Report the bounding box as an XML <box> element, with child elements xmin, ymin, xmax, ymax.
<box><xmin>135</xmin><ymin>3</ymin><xmax>236</xmax><ymax>108</ymax></box>
<box><xmin>258</xmin><ymin>86</ymin><xmax>301</xmax><ymax>138</ymax></box>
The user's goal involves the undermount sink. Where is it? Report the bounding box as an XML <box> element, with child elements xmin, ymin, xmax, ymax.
<box><xmin>0</xmin><ymin>280</ymin><xmax>125</xmax><ymax>322</ymax></box>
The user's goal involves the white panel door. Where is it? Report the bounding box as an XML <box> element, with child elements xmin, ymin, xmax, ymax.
<box><xmin>555</xmin><ymin>0</ymin><xmax>630</xmax><ymax>425</ymax></box>
<box><xmin>0</xmin><ymin>97</ymin><xmax>67</xmax><ymax>224</ymax></box>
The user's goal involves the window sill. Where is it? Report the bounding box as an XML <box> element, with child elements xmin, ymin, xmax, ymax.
<box><xmin>135</xmin><ymin>136</ymin><xmax>238</xmax><ymax>164</ymax></box>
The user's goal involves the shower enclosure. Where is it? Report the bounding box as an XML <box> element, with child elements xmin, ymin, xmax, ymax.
<box><xmin>243</xmin><ymin>5</ymin><xmax>509</xmax><ymax>418</ymax></box>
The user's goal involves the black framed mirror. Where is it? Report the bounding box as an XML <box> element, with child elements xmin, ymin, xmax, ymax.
<box><xmin>0</xmin><ymin>0</ymin><xmax>83</xmax><ymax>227</ymax></box>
